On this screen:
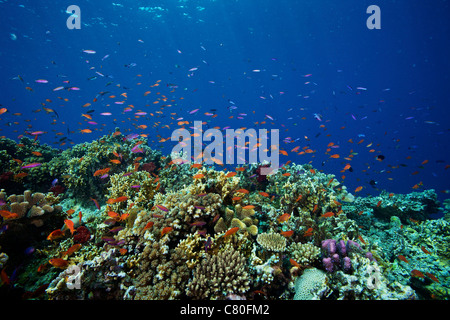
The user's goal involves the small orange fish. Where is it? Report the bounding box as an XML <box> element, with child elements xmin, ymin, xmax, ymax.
<box><xmin>107</xmin><ymin>211</ymin><xmax>120</xmax><ymax>219</ymax></box>
<box><xmin>191</xmin><ymin>163</ymin><xmax>202</xmax><ymax>169</ymax></box>
<box><xmin>161</xmin><ymin>226</ymin><xmax>173</xmax><ymax>236</ymax></box>
<box><xmin>295</xmin><ymin>195</ymin><xmax>303</xmax><ymax>202</ymax></box>
<box><xmin>320</xmin><ymin>212</ymin><xmax>334</xmax><ymax>218</ymax></box>
<box><xmin>63</xmin><ymin>244</ymin><xmax>82</xmax><ymax>257</ymax></box>
<box><xmin>425</xmin><ymin>272</ymin><xmax>439</xmax><ymax>283</ymax></box>
<box><xmin>235</xmin><ymin>188</ymin><xmax>249</xmax><ymax>194</ymax></box>
<box><xmin>411</xmin><ymin>269</ymin><xmax>425</xmax><ymax>279</ymax></box>
<box><xmin>358</xmin><ymin>235</ymin><xmax>366</xmax><ymax>245</ymax></box>
<box><xmin>119</xmin><ymin>213</ymin><xmax>130</xmax><ymax>221</ymax></box>
<box><xmin>277</xmin><ymin>213</ymin><xmax>291</xmax><ymax>223</ymax></box>
<box><xmin>224</xmin><ymin>227</ymin><xmax>240</xmax><ymax>237</ymax></box>
<box><xmin>259</xmin><ymin>192</ymin><xmax>269</xmax><ymax>197</ymax></box>
<box><xmin>66</xmin><ymin>209</ymin><xmax>75</xmax><ymax>216</ymax></box>
<box><xmin>225</xmin><ymin>172</ymin><xmax>237</xmax><ymax>178</ymax></box>
<box><xmin>0</xmin><ymin>210</ymin><xmax>19</xmax><ymax>220</ymax></box>
<box><xmin>389</xmin><ymin>193</ymin><xmax>394</xmax><ymax>198</ymax></box>
<box><xmin>281</xmin><ymin>230</ymin><xmax>294</xmax><ymax>237</ymax></box>
<box><xmin>93</xmin><ymin>168</ymin><xmax>110</xmax><ymax>177</ymax></box>
<box><xmin>119</xmin><ymin>248</ymin><xmax>127</xmax><ymax>255</ymax></box>
<box><xmin>289</xmin><ymin>258</ymin><xmax>300</xmax><ymax>268</ymax></box>
<box><xmin>376</xmin><ymin>200</ymin><xmax>382</xmax><ymax>207</ymax></box>
<box><xmin>143</xmin><ymin>221</ymin><xmax>154</xmax><ymax>231</ymax></box>
<box><xmin>355</xmin><ymin>186</ymin><xmax>363</xmax><ymax>192</ymax></box>
<box><xmin>193</xmin><ymin>173</ymin><xmax>205</xmax><ymax>179</ymax></box>
<box><xmin>49</xmin><ymin>258</ymin><xmax>69</xmax><ymax>269</ymax></box>
<box><xmin>309</xmin><ymin>169</ymin><xmax>316</xmax><ymax>174</ymax></box>
<box><xmin>313</xmin><ymin>204</ymin><xmax>319</xmax><ymax>213</ymax></box>
<box><xmin>303</xmin><ymin>227</ymin><xmax>314</xmax><ymax>237</ymax></box>
<box><xmin>115</xmin><ymin>196</ymin><xmax>128</xmax><ymax>203</ymax></box>
<box><xmin>235</xmin><ymin>167</ymin><xmax>246</xmax><ymax>172</ymax></box>
<box><xmin>420</xmin><ymin>246</ymin><xmax>431</xmax><ymax>254</ymax></box>
<box><xmin>330</xmin><ymin>154</ymin><xmax>340</xmax><ymax>159</ymax></box>
<box><xmin>31</xmin><ymin>151</ymin><xmax>42</xmax><ymax>156</ymax></box>
<box><xmin>64</xmin><ymin>219</ymin><xmax>75</xmax><ymax>235</ymax></box>
<box><xmin>80</xmin><ymin>129</ymin><xmax>92</xmax><ymax>133</ymax></box>
<box><xmin>110</xmin><ymin>159</ymin><xmax>121</xmax><ymax>164</ymax></box>
<box><xmin>232</xmin><ymin>196</ymin><xmax>242</xmax><ymax>201</ymax></box>
<box><xmin>282</xmin><ymin>172</ymin><xmax>291</xmax><ymax>177</ymax></box>
<box><xmin>242</xmin><ymin>205</ymin><xmax>255</xmax><ymax>210</ymax></box>
<box><xmin>397</xmin><ymin>255</ymin><xmax>409</xmax><ymax>263</ymax></box>
<box><xmin>47</xmin><ymin>229</ymin><xmax>64</xmax><ymax>241</ymax></box>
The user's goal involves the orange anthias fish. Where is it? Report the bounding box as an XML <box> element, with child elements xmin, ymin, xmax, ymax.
<box><xmin>161</xmin><ymin>226</ymin><xmax>173</xmax><ymax>236</ymax></box>
<box><xmin>47</xmin><ymin>229</ymin><xmax>64</xmax><ymax>241</ymax></box>
<box><xmin>303</xmin><ymin>227</ymin><xmax>314</xmax><ymax>237</ymax></box>
<box><xmin>397</xmin><ymin>255</ymin><xmax>409</xmax><ymax>263</ymax></box>
<box><xmin>259</xmin><ymin>192</ymin><xmax>269</xmax><ymax>197</ymax></box>
<box><xmin>225</xmin><ymin>172</ymin><xmax>237</xmax><ymax>178</ymax></box>
<box><xmin>64</xmin><ymin>219</ymin><xmax>75</xmax><ymax>235</ymax></box>
<box><xmin>281</xmin><ymin>230</ymin><xmax>294</xmax><ymax>237</ymax></box>
<box><xmin>289</xmin><ymin>258</ymin><xmax>300</xmax><ymax>268</ymax></box>
<box><xmin>0</xmin><ymin>210</ymin><xmax>19</xmax><ymax>220</ymax></box>
<box><xmin>242</xmin><ymin>205</ymin><xmax>255</xmax><ymax>210</ymax></box>
<box><xmin>320</xmin><ymin>212</ymin><xmax>334</xmax><ymax>218</ymax></box>
<box><xmin>224</xmin><ymin>227</ymin><xmax>240</xmax><ymax>237</ymax></box>
<box><xmin>277</xmin><ymin>213</ymin><xmax>291</xmax><ymax>223</ymax></box>
<box><xmin>411</xmin><ymin>269</ymin><xmax>425</xmax><ymax>279</ymax></box>
<box><xmin>355</xmin><ymin>186</ymin><xmax>363</xmax><ymax>192</ymax></box>
<box><xmin>63</xmin><ymin>244</ymin><xmax>82</xmax><ymax>257</ymax></box>
<box><xmin>193</xmin><ymin>173</ymin><xmax>205</xmax><ymax>179</ymax></box>
<box><xmin>235</xmin><ymin>189</ymin><xmax>249</xmax><ymax>194</ymax></box>
<box><xmin>48</xmin><ymin>258</ymin><xmax>69</xmax><ymax>269</ymax></box>
<box><xmin>420</xmin><ymin>246</ymin><xmax>431</xmax><ymax>254</ymax></box>
<box><xmin>93</xmin><ymin>168</ymin><xmax>110</xmax><ymax>177</ymax></box>
<box><xmin>143</xmin><ymin>221</ymin><xmax>154</xmax><ymax>231</ymax></box>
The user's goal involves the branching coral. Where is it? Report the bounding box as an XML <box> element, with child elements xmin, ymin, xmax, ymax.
<box><xmin>186</xmin><ymin>244</ymin><xmax>250</xmax><ymax>299</ymax></box>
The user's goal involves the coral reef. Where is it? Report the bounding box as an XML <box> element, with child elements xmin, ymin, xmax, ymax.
<box><xmin>1</xmin><ymin>134</ymin><xmax>449</xmax><ymax>301</ymax></box>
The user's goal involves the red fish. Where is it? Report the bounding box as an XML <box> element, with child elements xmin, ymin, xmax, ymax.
<box><xmin>397</xmin><ymin>255</ymin><xmax>409</xmax><ymax>263</ymax></box>
<box><xmin>47</xmin><ymin>229</ymin><xmax>64</xmax><ymax>241</ymax></box>
<box><xmin>281</xmin><ymin>230</ymin><xmax>294</xmax><ymax>237</ymax></box>
<box><xmin>277</xmin><ymin>213</ymin><xmax>291</xmax><ymax>223</ymax></box>
<box><xmin>64</xmin><ymin>219</ymin><xmax>75</xmax><ymax>235</ymax></box>
<box><xmin>143</xmin><ymin>221</ymin><xmax>154</xmax><ymax>230</ymax></box>
<box><xmin>49</xmin><ymin>258</ymin><xmax>69</xmax><ymax>269</ymax></box>
<box><xmin>161</xmin><ymin>226</ymin><xmax>173</xmax><ymax>236</ymax></box>
<box><xmin>224</xmin><ymin>227</ymin><xmax>240</xmax><ymax>237</ymax></box>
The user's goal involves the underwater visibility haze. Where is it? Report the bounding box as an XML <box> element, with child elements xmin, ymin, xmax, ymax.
<box><xmin>0</xmin><ymin>0</ymin><xmax>450</xmax><ymax>301</ymax></box>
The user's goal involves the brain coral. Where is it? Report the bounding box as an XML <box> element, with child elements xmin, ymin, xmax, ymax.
<box><xmin>294</xmin><ymin>267</ymin><xmax>328</xmax><ymax>300</ymax></box>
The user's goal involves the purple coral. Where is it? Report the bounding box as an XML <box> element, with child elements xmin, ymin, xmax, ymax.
<box><xmin>342</xmin><ymin>256</ymin><xmax>352</xmax><ymax>272</ymax></box>
<box><xmin>322</xmin><ymin>257</ymin><xmax>334</xmax><ymax>272</ymax></box>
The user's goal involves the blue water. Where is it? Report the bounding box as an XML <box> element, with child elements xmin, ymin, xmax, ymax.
<box><xmin>1</xmin><ymin>0</ymin><xmax>449</xmax><ymax>204</ymax></box>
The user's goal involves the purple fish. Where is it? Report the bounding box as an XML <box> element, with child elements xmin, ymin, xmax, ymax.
<box><xmin>124</xmin><ymin>133</ymin><xmax>139</xmax><ymax>141</ymax></box>
<box><xmin>131</xmin><ymin>146</ymin><xmax>144</xmax><ymax>153</ymax></box>
<box><xmin>21</xmin><ymin>163</ymin><xmax>42</xmax><ymax>169</ymax></box>
<box><xmin>190</xmin><ymin>220</ymin><xmax>206</xmax><ymax>227</ymax></box>
<box><xmin>205</xmin><ymin>237</ymin><xmax>212</xmax><ymax>252</ymax></box>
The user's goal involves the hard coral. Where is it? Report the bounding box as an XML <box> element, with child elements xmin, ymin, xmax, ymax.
<box><xmin>186</xmin><ymin>245</ymin><xmax>250</xmax><ymax>299</ymax></box>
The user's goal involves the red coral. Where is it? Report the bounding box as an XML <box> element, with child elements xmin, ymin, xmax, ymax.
<box><xmin>140</xmin><ymin>162</ymin><xmax>156</xmax><ymax>173</ymax></box>
<box><xmin>73</xmin><ymin>226</ymin><xmax>91</xmax><ymax>244</ymax></box>
<box><xmin>49</xmin><ymin>184</ymin><xmax>65</xmax><ymax>196</ymax></box>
